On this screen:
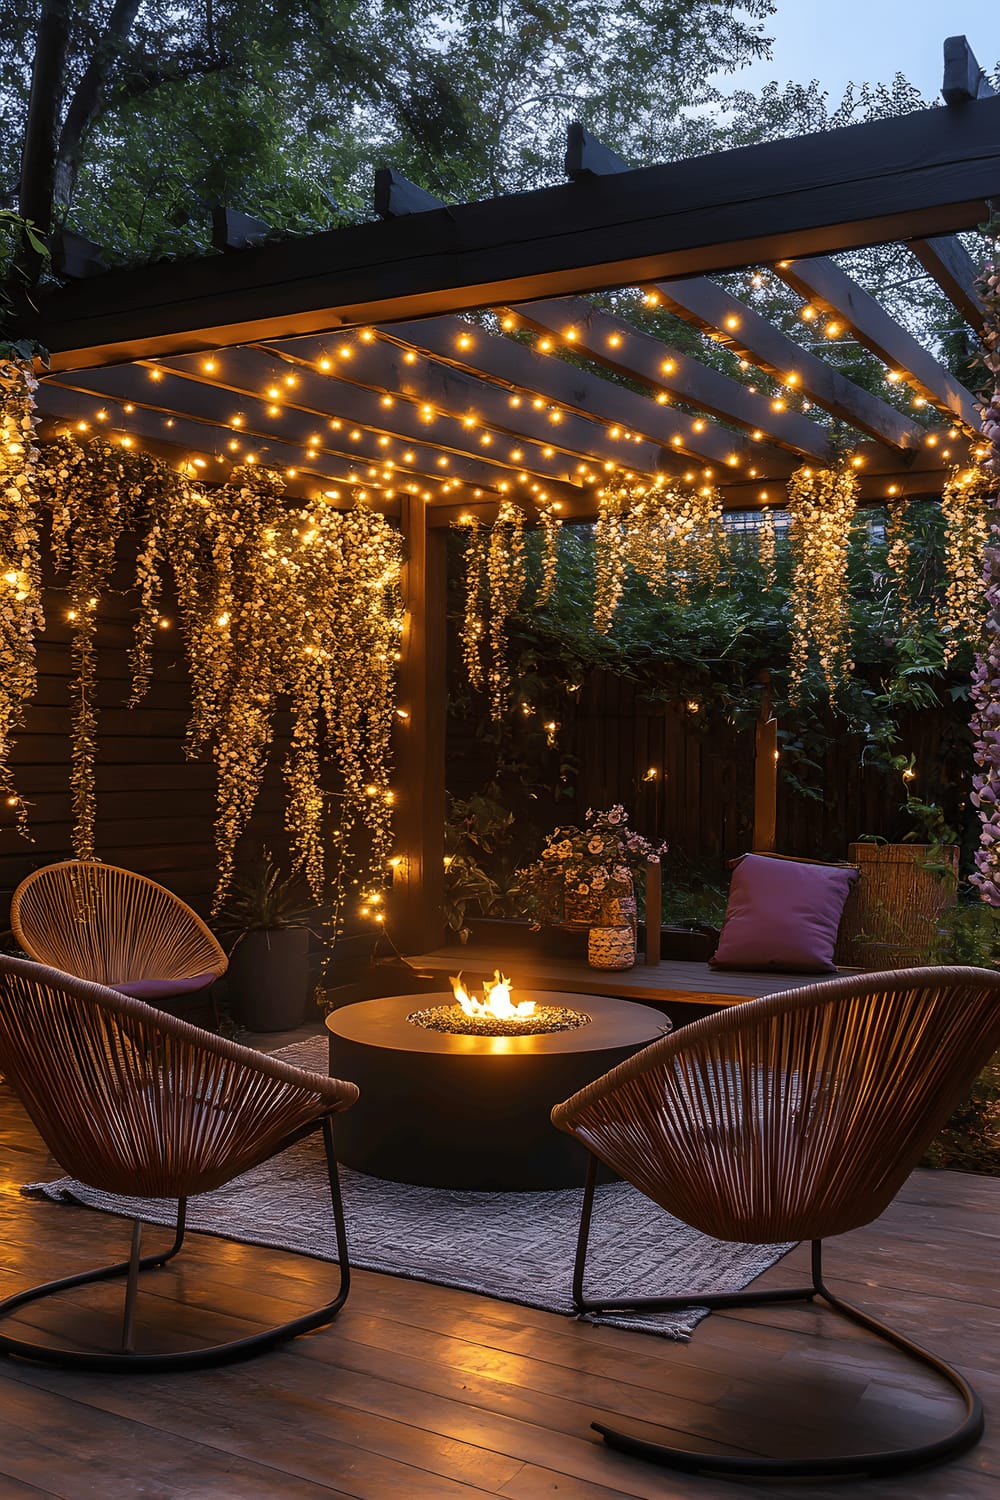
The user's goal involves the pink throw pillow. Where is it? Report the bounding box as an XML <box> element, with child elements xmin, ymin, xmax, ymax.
<box><xmin>710</xmin><ymin>854</ymin><xmax>857</xmax><ymax>973</ymax></box>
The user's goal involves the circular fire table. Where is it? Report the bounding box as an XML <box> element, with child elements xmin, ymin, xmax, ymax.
<box><xmin>325</xmin><ymin>991</ymin><xmax>668</xmax><ymax>1190</ymax></box>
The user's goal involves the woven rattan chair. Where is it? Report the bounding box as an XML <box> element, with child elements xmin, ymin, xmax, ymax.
<box><xmin>0</xmin><ymin>953</ymin><xmax>358</xmax><ymax>1373</ymax></box>
<box><xmin>551</xmin><ymin>965</ymin><xmax>1000</xmax><ymax>1480</ymax></box>
<box><xmin>10</xmin><ymin>860</ymin><xmax>227</xmax><ymax>1004</ymax></box>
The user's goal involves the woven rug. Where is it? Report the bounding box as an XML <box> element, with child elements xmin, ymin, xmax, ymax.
<box><xmin>24</xmin><ymin>1036</ymin><xmax>793</xmax><ymax>1340</ymax></box>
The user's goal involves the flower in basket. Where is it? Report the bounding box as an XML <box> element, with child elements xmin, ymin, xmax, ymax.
<box><xmin>517</xmin><ymin>806</ymin><xmax>667</xmax><ymax>928</ymax></box>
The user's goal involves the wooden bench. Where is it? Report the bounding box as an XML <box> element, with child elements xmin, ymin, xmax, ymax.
<box><xmin>406</xmin><ymin>945</ymin><xmax>826</xmax><ymax>1026</ymax></box>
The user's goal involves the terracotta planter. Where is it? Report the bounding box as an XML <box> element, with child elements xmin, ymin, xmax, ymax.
<box><xmin>228</xmin><ymin>927</ymin><xmax>310</xmax><ymax>1032</ymax></box>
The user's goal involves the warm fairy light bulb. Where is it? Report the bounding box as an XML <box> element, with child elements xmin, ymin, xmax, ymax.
<box><xmin>608</xmin><ymin>333</ymin><xmax>622</xmax><ymax>348</ymax></box>
<box><xmin>824</xmin><ymin>321</ymin><xmax>842</xmax><ymax>338</ymax></box>
<box><xmin>538</xmin><ymin>337</ymin><xmax>553</xmax><ymax>352</ymax></box>
<box><xmin>149</xmin><ymin>367</ymin><xmax>162</xmax><ymax>381</ymax></box>
<box><xmin>318</xmin><ymin>356</ymin><xmax>331</xmax><ymax>371</ymax></box>
<box><xmin>800</xmin><ymin>304</ymin><xmax>817</xmax><ymax>321</ymax></box>
<box><xmin>403</xmin><ymin>350</ymin><xmax>417</xmax><ymax>364</ymax></box>
<box><xmin>509</xmin><ymin>395</ymin><xmax>522</xmax><ymax>407</ymax></box>
<box><xmin>724</xmin><ymin>315</ymin><xmax>739</xmax><ymax>330</ymax></box>
<box><xmin>887</xmin><ymin>370</ymin><xmax>902</xmax><ymax>383</ymax></box>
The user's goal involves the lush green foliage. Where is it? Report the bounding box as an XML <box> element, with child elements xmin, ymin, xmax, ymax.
<box><xmin>4</xmin><ymin>1</ymin><xmax>776</xmax><ymax>259</ymax></box>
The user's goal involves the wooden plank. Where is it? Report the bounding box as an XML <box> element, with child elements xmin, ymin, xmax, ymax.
<box><xmin>259</xmin><ymin>331</ymin><xmax>673</xmax><ymax>483</ymax></box>
<box><xmin>403</xmin><ymin>945</ymin><xmax>810</xmax><ymax>1007</ymax></box>
<box><xmin>391</xmin><ymin>496</ymin><xmax>448</xmax><ymax>952</ymax></box>
<box><xmin>908</xmin><ymin>234</ymin><xmax>987</xmax><ymax>329</ymax></box>
<box><xmin>508</xmin><ymin>296</ymin><xmax>823</xmax><ymax>461</ymax></box>
<box><xmin>774</xmin><ymin>256</ymin><xmax>983</xmax><ymax>429</ymax></box>
<box><xmin>651</xmin><ymin>275</ymin><xmax>922</xmax><ymax>450</ymax></box>
<box><xmin>30</xmin><ymin>96</ymin><xmax>1000</xmax><ymax>369</ymax></box>
<box><xmin>942</xmin><ymin>35</ymin><xmax>997</xmax><ymax>104</ymax></box>
<box><xmin>379</xmin><ymin>317</ymin><xmax>758</xmax><ymax>472</ymax></box>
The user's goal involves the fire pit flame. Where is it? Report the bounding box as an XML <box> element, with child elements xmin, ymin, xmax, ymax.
<box><xmin>451</xmin><ymin>970</ymin><xmax>536</xmax><ymax>1024</ymax></box>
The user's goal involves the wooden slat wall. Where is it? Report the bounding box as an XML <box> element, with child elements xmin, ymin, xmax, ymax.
<box><xmin>0</xmin><ymin>544</ymin><xmax>287</xmax><ymax>926</ymax></box>
<box><xmin>449</xmin><ymin>671</ymin><xmax>973</xmax><ymax>870</ymax></box>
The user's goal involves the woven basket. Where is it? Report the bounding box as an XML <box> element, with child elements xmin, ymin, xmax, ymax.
<box><xmin>563</xmin><ymin>887</ymin><xmax>605</xmax><ymax>930</ymax></box>
<box><xmin>836</xmin><ymin>843</ymin><xmax>959</xmax><ymax>970</ymax></box>
<box><xmin>587</xmin><ymin>925</ymin><xmax>636</xmax><ymax>970</ymax></box>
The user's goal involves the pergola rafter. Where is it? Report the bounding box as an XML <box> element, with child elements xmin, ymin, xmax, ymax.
<box><xmin>773</xmin><ymin>256</ymin><xmax>983</xmax><ymax>428</ymax></box>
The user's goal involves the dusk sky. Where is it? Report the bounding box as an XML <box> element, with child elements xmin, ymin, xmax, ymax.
<box><xmin>721</xmin><ymin>0</ymin><xmax>997</xmax><ymax>103</ymax></box>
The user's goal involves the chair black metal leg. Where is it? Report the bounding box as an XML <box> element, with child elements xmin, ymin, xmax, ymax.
<box><xmin>0</xmin><ymin>1119</ymin><xmax>353</xmax><ymax>1374</ymax></box>
<box><xmin>572</xmin><ymin>1149</ymin><xmax>815</xmax><ymax>1316</ymax></box>
<box><xmin>590</xmin><ymin>1237</ymin><xmax>984</xmax><ymax>1479</ymax></box>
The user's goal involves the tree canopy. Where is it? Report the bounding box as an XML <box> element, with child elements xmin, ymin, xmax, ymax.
<box><xmin>4</xmin><ymin>1</ymin><xmax>778</xmax><ymax>259</ymax></box>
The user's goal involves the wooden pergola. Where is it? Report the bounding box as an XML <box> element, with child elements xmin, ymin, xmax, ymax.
<box><xmin>25</xmin><ymin>40</ymin><xmax>1000</xmax><ymax>947</ymax></box>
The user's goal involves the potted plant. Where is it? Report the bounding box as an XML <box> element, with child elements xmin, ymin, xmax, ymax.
<box><xmin>515</xmin><ymin>806</ymin><xmax>667</xmax><ymax>967</ymax></box>
<box><xmin>216</xmin><ymin>853</ymin><xmax>318</xmax><ymax>1031</ymax></box>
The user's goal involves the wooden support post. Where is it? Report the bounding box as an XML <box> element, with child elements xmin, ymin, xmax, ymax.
<box><xmin>644</xmin><ymin>860</ymin><xmax>662</xmax><ymax>966</ymax></box>
<box><xmin>391</xmin><ymin>496</ymin><xmax>447</xmax><ymax>953</ymax></box>
<box><xmin>753</xmin><ymin>672</ymin><xmax>778</xmax><ymax>853</ymax></box>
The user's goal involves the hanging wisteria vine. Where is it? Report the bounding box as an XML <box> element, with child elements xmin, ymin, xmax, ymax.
<box><xmin>939</xmin><ymin>465</ymin><xmax>994</xmax><ymax>661</ymax></box>
<box><xmin>593</xmin><ymin>474</ymin><xmax>728</xmax><ymax>632</ymax></box>
<box><xmin>884</xmin><ymin>497</ymin><xmax>917</xmax><ymax>636</ymax></box>
<box><xmin>34</xmin><ymin>436</ymin><xmax>155</xmax><ymax>858</ymax></box>
<box><xmin>131</xmin><ymin>465</ymin><xmax>404</xmax><ymax>909</ymax></box>
<box><xmin>969</xmin><ymin>248</ymin><xmax>1000</xmax><ymax>906</ymax></box>
<box><xmin>0</xmin><ymin>357</ymin><xmax>42</xmax><ymax>838</ymax></box>
<box><xmin>785</xmin><ymin>464</ymin><xmax>859</xmax><ymax>704</ymax></box>
<box><xmin>17</xmin><ymin>432</ymin><xmax>403</xmax><ymax>918</ymax></box>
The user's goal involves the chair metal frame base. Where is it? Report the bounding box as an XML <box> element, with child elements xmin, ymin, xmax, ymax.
<box><xmin>572</xmin><ymin>1153</ymin><xmax>984</xmax><ymax>1479</ymax></box>
<box><xmin>0</xmin><ymin>1118</ymin><xmax>351</xmax><ymax>1374</ymax></box>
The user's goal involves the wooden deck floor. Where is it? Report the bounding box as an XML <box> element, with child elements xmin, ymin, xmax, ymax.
<box><xmin>1</xmin><ymin>1073</ymin><xmax>998</xmax><ymax>1500</ymax></box>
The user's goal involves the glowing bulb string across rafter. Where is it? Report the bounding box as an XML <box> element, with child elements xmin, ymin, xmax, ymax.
<box><xmin>131</xmin><ymin>345</ymin><xmax>598</xmax><ymax>506</ymax></box>
<box><xmin>252</xmin><ymin>333</ymin><xmax>658</xmax><ymax>490</ymax></box>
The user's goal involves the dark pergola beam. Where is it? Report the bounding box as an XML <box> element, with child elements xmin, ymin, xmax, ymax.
<box><xmin>773</xmin><ymin>256</ymin><xmax>984</xmax><ymax>429</ymax></box>
<box><xmin>555</xmin><ymin>121</ymin><xmax>925</xmax><ymax>453</ymax></box>
<box><xmin>380</xmin><ymin>316</ymin><xmax>791</xmax><ymax>474</ymax></box>
<box><xmin>35</xmin><ymin>382</ymin><xmax>408</xmax><ymax>505</ymax></box>
<box><xmin>942</xmin><ymin>35</ymin><xmax>996</xmax><ymax>104</ymax></box>
<box><xmin>30</xmin><ymin>95</ymin><xmax>1000</xmax><ymax>370</ymax></box>
<box><xmin>650</xmin><ymin>277</ymin><xmax>923</xmax><ymax>451</ymax></box>
<box><xmin>259</xmin><ymin>332</ymin><xmax>675</xmax><ymax>481</ymax></box>
<box><xmin>152</xmin><ymin>344</ymin><xmax>597</xmax><ymax>496</ymax></box>
<box><xmin>908</xmin><ymin>234</ymin><xmax>986</xmax><ymax>329</ymax></box>
<box><xmin>42</xmin><ymin>357</ymin><xmax>589</xmax><ymax>509</ymax></box>
<box><xmin>508</xmin><ymin>295</ymin><xmax>831</xmax><ymax>462</ymax></box>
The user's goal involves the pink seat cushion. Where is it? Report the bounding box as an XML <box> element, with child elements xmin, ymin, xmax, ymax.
<box><xmin>710</xmin><ymin>854</ymin><xmax>858</xmax><ymax>973</ymax></box>
<box><xmin>109</xmin><ymin>972</ymin><xmax>217</xmax><ymax>1001</ymax></box>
